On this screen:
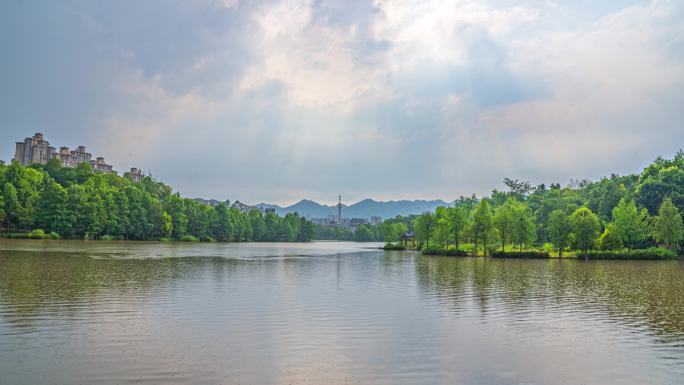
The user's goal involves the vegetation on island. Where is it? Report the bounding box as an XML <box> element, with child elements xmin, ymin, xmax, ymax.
<box><xmin>0</xmin><ymin>159</ymin><xmax>315</xmax><ymax>242</ymax></box>
<box><xmin>381</xmin><ymin>151</ymin><xmax>684</xmax><ymax>259</ymax></box>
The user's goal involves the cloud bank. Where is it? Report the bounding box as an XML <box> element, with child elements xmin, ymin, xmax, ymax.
<box><xmin>1</xmin><ymin>0</ymin><xmax>682</xmax><ymax>205</ymax></box>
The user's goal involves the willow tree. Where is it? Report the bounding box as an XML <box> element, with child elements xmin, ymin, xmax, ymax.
<box><xmin>493</xmin><ymin>199</ymin><xmax>514</xmax><ymax>252</ymax></box>
<box><xmin>414</xmin><ymin>212</ymin><xmax>436</xmax><ymax>248</ymax></box>
<box><xmin>471</xmin><ymin>199</ymin><xmax>494</xmax><ymax>255</ymax></box>
<box><xmin>510</xmin><ymin>200</ymin><xmax>536</xmax><ymax>251</ymax></box>
<box><xmin>654</xmin><ymin>198</ymin><xmax>683</xmax><ymax>253</ymax></box>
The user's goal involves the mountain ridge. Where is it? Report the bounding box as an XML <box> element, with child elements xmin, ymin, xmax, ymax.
<box><xmin>252</xmin><ymin>198</ymin><xmax>451</xmax><ymax>219</ymax></box>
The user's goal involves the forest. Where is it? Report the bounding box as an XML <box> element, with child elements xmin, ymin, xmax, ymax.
<box><xmin>0</xmin><ymin>159</ymin><xmax>315</xmax><ymax>242</ymax></box>
<box><xmin>381</xmin><ymin>151</ymin><xmax>684</xmax><ymax>258</ymax></box>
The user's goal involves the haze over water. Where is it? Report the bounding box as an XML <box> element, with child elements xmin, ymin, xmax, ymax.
<box><xmin>1</xmin><ymin>240</ymin><xmax>683</xmax><ymax>385</ymax></box>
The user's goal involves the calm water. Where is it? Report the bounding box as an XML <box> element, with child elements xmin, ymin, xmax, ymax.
<box><xmin>1</xmin><ymin>240</ymin><xmax>683</xmax><ymax>385</ymax></box>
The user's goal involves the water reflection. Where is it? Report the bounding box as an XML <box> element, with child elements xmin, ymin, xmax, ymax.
<box><xmin>0</xmin><ymin>240</ymin><xmax>683</xmax><ymax>385</ymax></box>
<box><xmin>415</xmin><ymin>255</ymin><xmax>684</xmax><ymax>337</ymax></box>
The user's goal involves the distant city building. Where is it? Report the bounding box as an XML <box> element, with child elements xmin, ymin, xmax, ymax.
<box><xmin>370</xmin><ymin>216</ymin><xmax>382</xmax><ymax>226</ymax></box>
<box><xmin>54</xmin><ymin>145</ymin><xmax>92</xmax><ymax>168</ymax></box>
<box><xmin>337</xmin><ymin>195</ymin><xmax>343</xmax><ymax>224</ymax></box>
<box><xmin>349</xmin><ymin>218</ymin><xmax>368</xmax><ymax>227</ymax></box>
<box><xmin>91</xmin><ymin>157</ymin><xmax>114</xmax><ymax>173</ymax></box>
<box><xmin>13</xmin><ymin>133</ymin><xmax>116</xmax><ymax>174</ymax></box>
<box><xmin>14</xmin><ymin>133</ymin><xmax>55</xmax><ymax>166</ymax></box>
<box><xmin>129</xmin><ymin>167</ymin><xmax>143</xmax><ymax>182</ymax></box>
<box><xmin>194</xmin><ymin>198</ymin><xmax>226</xmax><ymax>207</ymax></box>
<box><xmin>0</xmin><ymin>160</ymin><xmax>5</xmax><ymax>166</ymax></box>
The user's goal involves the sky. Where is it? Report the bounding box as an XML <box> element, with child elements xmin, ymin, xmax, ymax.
<box><xmin>1</xmin><ymin>0</ymin><xmax>683</xmax><ymax>206</ymax></box>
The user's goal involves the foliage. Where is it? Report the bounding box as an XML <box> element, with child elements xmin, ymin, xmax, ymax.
<box><xmin>382</xmin><ymin>243</ymin><xmax>406</xmax><ymax>251</ymax></box>
<box><xmin>315</xmin><ymin>224</ymin><xmax>354</xmax><ymax>241</ymax></box>
<box><xmin>414</xmin><ymin>212</ymin><xmax>437</xmax><ymax>247</ymax></box>
<box><xmin>26</xmin><ymin>229</ymin><xmax>47</xmax><ymax>239</ymax></box>
<box><xmin>598</xmin><ymin>226</ymin><xmax>623</xmax><ymax>251</ymax></box>
<box><xmin>470</xmin><ymin>199</ymin><xmax>494</xmax><ymax>255</ymax></box>
<box><xmin>379</xmin><ymin>221</ymin><xmax>409</xmax><ymax>244</ymax></box>
<box><xmin>0</xmin><ymin>161</ymin><xmax>315</xmax><ymax>242</ymax></box>
<box><xmin>548</xmin><ymin>209</ymin><xmax>571</xmax><ymax>257</ymax></box>
<box><xmin>654</xmin><ymin>198</ymin><xmax>684</xmax><ymax>253</ymax></box>
<box><xmin>570</xmin><ymin>207</ymin><xmax>601</xmax><ymax>256</ymax></box>
<box><xmin>420</xmin><ymin>246</ymin><xmax>469</xmax><ymax>256</ymax></box>
<box><xmin>609</xmin><ymin>199</ymin><xmax>649</xmax><ymax>250</ymax></box>
<box><xmin>180</xmin><ymin>235</ymin><xmax>199</xmax><ymax>242</ymax></box>
<box><xmin>493</xmin><ymin>199</ymin><xmax>515</xmax><ymax>251</ymax></box>
<box><xmin>586</xmin><ymin>248</ymin><xmax>677</xmax><ymax>260</ymax></box>
<box><xmin>490</xmin><ymin>250</ymin><xmax>550</xmax><ymax>259</ymax></box>
<box><xmin>354</xmin><ymin>224</ymin><xmax>377</xmax><ymax>242</ymax></box>
<box><xmin>377</xmin><ymin>151</ymin><xmax>684</xmax><ymax>260</ymax></box>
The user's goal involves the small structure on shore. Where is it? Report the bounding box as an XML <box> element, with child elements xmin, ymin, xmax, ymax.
<box><xmin>400</xmin><ymin>231</ymin><xmax>415</xmax><ymax>248</ymax></box>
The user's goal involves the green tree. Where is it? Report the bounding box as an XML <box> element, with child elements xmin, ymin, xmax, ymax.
<box><xmin>3</xmin><ymin>183</ymin><xmax>21</xmax><ymax>230</ymax></box>
<box><xmin>510</xmin><ymin>200</ymin><xmax>536</xmax><ymax>251</ymax></box>
<box><xmin>164</xmin><ymin>193</ymin><xmax>187</xmax><ymax>239</ymax></box>
<box><xmin>298</xmin><ymin>216</ymin><xmax>315</xmax><ymax>241</ymax></box>
<box><xmin>610</xmin><ymin>198</ymin><xmax>649</xmax><ymax>250</ymax></box>
<box><xmin>161</xmin><ymin>211</ymin><xmax>173</xmax><ymax>238</ymax></box>
<box><xmin>0</xmin><ymin>194</ymin><xmax>4</xmax><ymax>231</ymax></box>
<box><xmin>447</xmin><ymin>206</ymin><xmax>468</xmax><ymax>248</ymax></box>
<box><xmin>570</xmin><ymin>207</ymin><xmax>600</xmax><ymax>257</ymax></box>
<box><xmin>433</xmin><ymin>206</ymin><xmax>451</xmax><ymax>247</ymax></box>
<box><xmin>493</xmin><ymin>199</ymin><xmax>515</xmax><ymax>251</ymax></box>
<box><xmin>548</xmin><ymin>209</ymin><xmax>571</xmax><ymax>257</ymax></box>
<box><xmin>598</xmin><ymin>226</ymin><xmax>623</xmax><ymax>250</ymax></box>
<box><xmin>249</xmin><ymin>210</ymin><xmax>266</xmax><ymax>241</ymax></box>
<box><xmin>414</xmin><ymin>212</ymin><xmax>436</xmax><ymax>248</ymax></box>
<box><xmin>471</xmin><ymin>199</ymin><xmax>494</xmax><ymax>255</ymax></box>
<box><xmin>654</xmin><ymin>198</ymin><xmax>683</xmax><ymax>253</ymax></box>
<box><xmin>354</xmin><ymin>224</ymin><xmax>375</xmax><ymax>242</ymax></box>
<box><xmin>37</xmin><ymin>179</ymin><xmax>69</xmax><ymax>234</ymax></box>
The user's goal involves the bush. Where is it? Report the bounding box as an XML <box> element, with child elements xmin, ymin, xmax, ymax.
<box><xmin>382</xmin><ymin>243</ymin><xmax>406</xmax><ymax>251</ymax></box>
<box><xmin>491</xmin><ymin>250</ymin><xmax>550</xmax><ymax>259</ymax></box>
<box><xmin>180</xmin><ymin>235</ymin><xmax>199</xmax><ymax>242</ymax></box>
<box><xmin>100</xmin><ymin>235</ymin><xmax>115</xmax><ymax>241</ymax></box>
<box><xmin>585</xmin><ymin>248</ymin><xmax>677</xmax><ymax>260</ymax></box>
<box><xmin>200</xmin><ymin>235</ymin><xmax>216</xmax><ymax>242</ymax></box>
<box><xmin>159</xmin><ymin>237</ymin><xmax>173</xmax><ymax>242</ymax></box>
<box><xmin>421</xmin><ymin>246</ymin><xmax>469</xmax><ymax>256</ymax></box>
<box><xmin>48</xmin><ymin>232</ymin><xmax>61</xmax><ymax>240</ymax></box>
<box><xmin>27</xmin><ymin>229</ymin><xmax>47</xmax><ymax>239</ymax></box>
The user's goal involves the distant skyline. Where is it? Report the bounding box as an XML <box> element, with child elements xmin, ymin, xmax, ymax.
<box><xmin>2</xmin><ymin>1</ymin><xmax>683</xmax><ymax>206</ymax></box>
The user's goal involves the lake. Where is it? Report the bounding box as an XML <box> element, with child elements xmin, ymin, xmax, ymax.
<box><xmin>1</xmin><ymin>239</ymin><xmax>683</xmax><ymax>385</ymax></box>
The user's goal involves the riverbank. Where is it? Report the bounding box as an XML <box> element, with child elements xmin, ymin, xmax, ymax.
<box><xmin>385</xmin><ymin>243</ymin><xmax>680</xmax><ymax>260</ymax></box>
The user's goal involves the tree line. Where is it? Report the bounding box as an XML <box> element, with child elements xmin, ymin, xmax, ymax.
<box><xmin>0</xmin><ymin>159</ymin><xmax>315</xmax><ymax>242</ymax></box>
<box><xmin>381</xmin><ymin>151</ymin><xmax>684</xmax><ymax>256</ymax></box>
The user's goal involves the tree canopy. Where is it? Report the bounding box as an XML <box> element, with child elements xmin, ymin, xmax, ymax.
<box><xmin>0</xmin><ymin>161</ymin><xmax>315</xmax><ymax>242</ymax></box>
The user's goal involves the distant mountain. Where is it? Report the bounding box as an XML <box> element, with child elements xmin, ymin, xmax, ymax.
<box><xmin>254</xmin><ymin>198</ymin><xmax>450</xmax><ymax>220</ymax></box>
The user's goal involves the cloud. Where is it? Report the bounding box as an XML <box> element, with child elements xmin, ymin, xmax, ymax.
<box><xmin>1</xmin><ymin>0</ymin><xmax>683</xmax><ymax>205</ymax></box>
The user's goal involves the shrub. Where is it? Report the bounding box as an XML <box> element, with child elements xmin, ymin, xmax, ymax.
<box><xmin>180</xmin><ymin>235</ymin><xmax>199</xmax><ymax>242</ymax></box>
<box><xmin>585</xmin><ymin>248</ymin><xmax>677</xmax><ymax>260</ymax></box>
<box><xmin>421</xmin><ymin>246</ymin><xmax>469</xmax><ymax>256</ymax></box>
<box><xmin>100</xmin><ymin>235</ymin><xmax>115</xmax><ymax>241</ymax></box>
<box><xmin>48</xmin><ymin>232</ymin><xmax>61</xmax><ymax>240</ymax></box>
<box><xmin>491</xmin><ymin>250</ymin><xmax>550</xmax><ymax>259</ymax></box>
<box><xmin>200</xmin><ymin>235</ymin><xmax>216</xmax><ymax>242</ymax></box>
<box><xmin>159</xmin><ymin>237</ymin><xmax>173</xmax><ymax>242</ymax></box>
<box><xmin>382</xmin><ymin>243</ymin><xmax>406</xmax><ymax>251</ymax></box>
<box><xmin>27</xmin><ymin>229</ymin><xmax>47</xmax><ymax>239</ymax></box>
